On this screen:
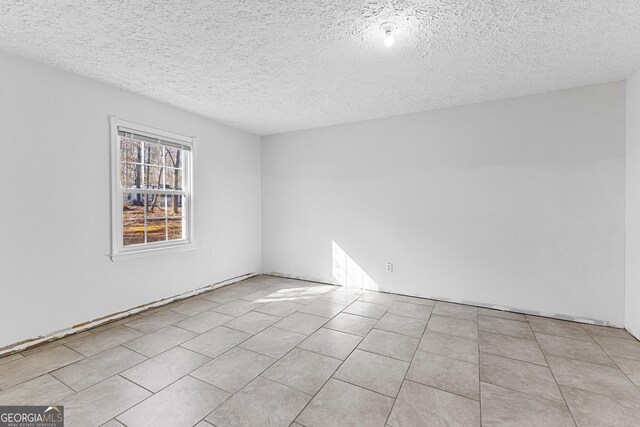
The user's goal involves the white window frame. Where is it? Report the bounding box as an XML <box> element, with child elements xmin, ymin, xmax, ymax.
<box><xmin>110</xmin><ymin>116</ymin><xmax>196</xmax><ymax>261</ymax></box>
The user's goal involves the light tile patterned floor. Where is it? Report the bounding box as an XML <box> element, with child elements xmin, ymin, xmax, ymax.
<box><xmin>1</xmin><ymin>275</ymin><xmax>640</xmax><ymax>426</ymax></box>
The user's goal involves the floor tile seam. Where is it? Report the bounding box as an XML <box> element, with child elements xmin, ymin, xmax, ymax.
<box><xmin>381</xmin><ymin>311</ymin><xmax>433</xmax><ymax>322</ymax></box>
<box><xmin>544</xmin><ymin>353</ymin><xmax>634</xmax><ymax>378</ymax></box>
<box><xmin>428</xmin><ymin>313</ymin><xmax>479</xmax><ymax>325</ymax></box>
<box><xmin>479</xmin><ymin>349</ymin><xmax>548</xmax><ymax>367</ymax></box>
<box><xmin>329</xmin><ymin>375</ymin><xmax>401</xmax><ymax>400</ymax></box>
<box><xmin>0</xmin><ymin>372</ymin><xmax>71</xmax><ymax>396</ymax></box>
<box><xmin>583</xmin><ymin>327</ymin><xmax>639</xmax><ymax>343</ymax></box>
<box><xmin>538</xmin><ymin>348</ymin><xmax>621</xmax><ymax>369</ymax></box>
<box><xmin>50</xmin><ymin>346</ymin><xmax>154</xmax><ymax>392</ymax></box>
<box><xmin>401</xmin><ymin>377</ymin><xmax>480</xmax><ymax>403</ymax></box>
<box><xmin>271</xmin><ymin>320</ymin><xmax>329</xmax><ymax>336</ymax></box>
<box><xmin>477</xmin><ymin>312</ymin><xmax>529</xmax><ymax>323</ymax></box>
<box><xmin>478</xmin><ymin>349</ymin><xmax>566</xmax><ymax>369</ymax></box>
<box><xmin>221</xmin><ymin>319</ymin><xmax>280</xmax><ymax>336</ymax></box>
<box><xmin>478</xmin><ymin>313</ymin><xmax>535</xmax><ymax>326</ymax></box>
<box><xmin>208</xmin><ymin>371</ymin><xmax>311</xmax><ymax>425</ymax></box>
<box><xmin>478</xmin><ymin>378</ymin><xmax>568</xmax><ymax>405</ymax></box>
<box><xmin>533</xmin><ymin>328</ymin><xmax>580</xmax><ymax>426</ymax></box>
<box><xmin>295</xmin><ymin>334</ymin><xmax>364</xmax><ymax>360</ymax></box>
<box><xmin>559</xmin><ymin>383</ymin><xmax>640</xmax><ymax>407</ymax></box>
<box><xmin>355</xmin><ymin>343</ymin><xmax>418</xmax><ymax>364</ymax></box>
<box><xmin>529</xmin><ymin>328</ymin><xmax>598</xmax><ymax>343</ymax></box>
<box><xmin>315</xmin><ymin>325</ymin><xmax>371</xmax><ymax>339</ymax></box>
<box><xmin>117</xmin><ymin>343</ymin><xmax>154</xmax><ymax>360</ymax></box>
<box><xmin>51</xmin><ymin>373</ymin><xmax>151</xmax><ymax>413</ymax></box>
<box><xmin>114</xmin><ymin>373</ymin><xmax>229</xmax><ymax>425</ymax></box>
<box><xmin>417</xmin><ymin>347</ymin><xmax>479</xmax><ymax>365</ymax></box>
<box><xmin>289</xmin><ymin>345</ymin><xmax>347</xmax><ymax>363</ymax></box>
<box><xmin>480</xmin><ymin>329</ymin><xmax>550</xmax><ymax>344</ymax></box>
<box><xmin>345</xmin><ymin>347</ymin><xmax>411</xmax><ymax>366</ymax></box>
<box><xmin>255</xmin><ymin>373</ymin><xmax>315</xmax><ymax>398</ymax></box>
<box><xmin>117</xmin><ymin>346</ymin><xmax>214</xmax><ymax>393</ymax></box>
<box><xmin>179</xmin><ymin>326</ymin><xmax>256</xmax><ymax>359</ymax></box>
<box><xmin>171</xmin><ymin>322</ymin><xmax>221</xmax><ymax>335</ymax></box>
<box><xmin>291</xmin><ymin>326</ymin><xmax>377</xmax><ymax>425</ymax></box>
<box><xmin>543</xmin><ymin>359</ymin><xmax>640</xmax><ymax>401</ymax></box>
<box><xmin>1</xmin><ymin>344</ymin><xmax>87</xmax><ymax>390</ymax></box>
<box><xmin>583</xmin><ymin>328</ymin><xmax>635</xmax><ymax>372</ymax></box>
<box><xmin>188</xmin><ymin>348</ymin><xmax>278</xmax><ymax>394</ymax></box>
<box><xmin>476</xmin><ymin>326</ymin><xmax>537</xmax><ymax>341</ymax></box>
<box><xmin>412</xmin><ymin>348</ymin><xmax>477</xmax><ymax>367</ymax></box>
<box><xmin>373</xmin><ymin>325</ymin><xmax>427</xmax><ymax>339</ymax></box>
<box><xmin>384</xmin><ymin>321</ymin><xmax>424</xmax><ymax>427</ymax></box>
<box><xmin>321</xmin><ymin>324</ymin><xmax>371</xmax><ymax>338</ymax></box>
<box><xmin>166</xmin><ymin>307</ymin><xmax>217</xmax><ymax>317</ymax></box>
<box><xmin>19</xmin><ymin>331</ymin><xmax>97</xmax><ymax>356</ymax></box>
<box><xmin>91</xmin><ymin>324</ymin><xmax>147</xmax><ymax>340</ymax></box>
<box><xmin>356</xmin><ymin>299</ymin><xmax>396</xmax><ymax>308</ymax></box>
<box><xmin>121</xmin><ymin>334</ymin><xmax>197</xmax><ymax>358</ymax></box>
<box><xmin>118</xmin><ymin>355</ymin><xmax>217</xmax><ymax>395</ymax></box>
<box><xmin>333</xmin><ymin>309</ymin><xmax>390</xmax><ymax>321</ymax></box>
<box><xmin>254</xmin><ymin>303</ymin><xmax>306</xmax><ymax>313</ymax></box>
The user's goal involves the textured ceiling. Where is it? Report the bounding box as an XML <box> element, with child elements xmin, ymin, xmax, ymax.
<box><xmin>1</xmin><ymin>1</ymin><xmax>640</xmax><ymax>135</ymax></box>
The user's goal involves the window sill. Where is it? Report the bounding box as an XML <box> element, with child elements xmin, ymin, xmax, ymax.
<box><xmin>110</xmin><ymin>243</ymin><xmax>198</xmax><ymax>262</ymax></box>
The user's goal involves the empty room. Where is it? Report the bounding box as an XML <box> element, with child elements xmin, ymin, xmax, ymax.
<box><xmin>1</xmin><ymin>1</ymin><xmax>640</xmax><ymax>426</ymax></box>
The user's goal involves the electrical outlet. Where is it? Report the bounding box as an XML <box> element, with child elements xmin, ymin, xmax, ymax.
<box><xmin>386</xmin><ymin>262</ymin><xmax>393</xmax><ymax>272</ymax></box>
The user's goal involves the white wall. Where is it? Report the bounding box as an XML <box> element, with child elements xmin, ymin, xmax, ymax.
<box><xmin>627</xmin><ymin>70</ymin><xmax>640</xmax><ymax>339</ymax></box>
<box><xmin>0</xmin><ymin>51</ymin><xmax>262</xmax><ymax>348</ymax></box>
<box><xmin>263</xmin><ymin>82</ymin><xmax>626</xmax><ymax>326</ymax></box>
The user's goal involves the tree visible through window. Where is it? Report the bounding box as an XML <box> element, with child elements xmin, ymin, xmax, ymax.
<box><xmin>111</xmin><ymin>118</ymin><xmax>194</xmax><ymax>258</ymax></box>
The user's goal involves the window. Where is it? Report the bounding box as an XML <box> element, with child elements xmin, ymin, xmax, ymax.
<box><xmin>110</xmin><ymin>117</ymin><xmax>195</xmax><ymax>260</ymax></box>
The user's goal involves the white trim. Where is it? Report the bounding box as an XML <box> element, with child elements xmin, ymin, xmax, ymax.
<box><xmin>109</xmin><ymin>115</ymin><xmax>196</xmax><ymax>260</ymax></box>
<box><xmin>110</xmin><ymin>116</ymin><xmax>119</xmax><ymax>258</ymax></box>
<box><xmin>117</xmin><ymin>118</ymin><xmax>193</xmax><ymax>145</ymax></box>
<box><xmin>110</xmin><ymin>242</ymin><xmax>198</xmax><ymax>261</ymax></box>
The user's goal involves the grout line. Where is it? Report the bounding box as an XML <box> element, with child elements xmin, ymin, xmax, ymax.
<box><xmin>7</xmin><ymin>277</ymin><xmax>637</xmax><ymax>426</ymax></box>
<box><xmin>573</xmin><ymin>330</ymin><xmax>640</xmax><ymax>395</ymax></box>
<box><xmin>402</xmin><ymin>378</ymin><xmax>480</xmax><ymax>403</ymax></box>
<box><xmin>289</xmin><ymin>302</ymin><xmax>395</xmax><ymax>424</ymax></box>
<box><xmin>383</xmin><ymin>308</ymin><xmax>430</xmax><ymax>426</ymax></box>
<box><xmin>533</xmin><ymin>327</ymin><xmax>579</xmax><ymax>426</ymax></box>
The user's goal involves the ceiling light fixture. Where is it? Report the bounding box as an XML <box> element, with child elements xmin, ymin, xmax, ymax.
<box><xmin>380</xmin><ymin>21</ymin><xmax>399</xmax><ymax>47</ymax></box>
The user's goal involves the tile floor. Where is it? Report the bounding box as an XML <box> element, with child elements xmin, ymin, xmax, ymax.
<box><xmin>1</xmin><ymin>275</ymin><xmax>640</xmax><ymax>426</ymax></box>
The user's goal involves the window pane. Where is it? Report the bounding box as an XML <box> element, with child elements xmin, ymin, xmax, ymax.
<box><xmin>145</xmin><ymin>144</ymin><xmax>163</xmax><ymax>166</ymax></box>
<box><xmin>168</xmin><ymin>194</ymin><xmax>183</xmax><ymax>217</ymax></box>
<box><xmin>165</xmin><ymin>147</ymin><xmax>182</xmax><ymax>168</ymax></box>
<box><xmin>165</xmin><ymin>168</ymin><xmax>183</xmax><ymax>191</ymax></box>
<box><xmin>123</xmin><ymin>192</ymin><xmax>145</xmax><ymax>220</ymax></box>
<box><xmin>168</xmin><ymin>218</ymin><xmax>184</xmax><ymax>240</ymax></box>
<box><xmin>122</xmin><ymin>162</ymin><xmax>141</xmax><ymax>189</ymax></box>
<box><xmin>121</xmin><ymin>138</ymin><xmax>142</xmax><ymax>163</ymax></box>
<box><xmin>146</xmin><ymin>194</ymin><xmax>167</xmax><ymax>219</ymax></box>
<box><xmin>144</xmin><ymin>166</ymin><xmax>164</xmax><ymax>188</ymax></box>
<box><xmin>147</xmin><ymin>219</ymin><xmax>167</xmax><ymax>243</ymax></box>
<box><xmin>123</xmin><ymin>220</ymin><xmax>145</xmax><ymax>246</ymax></box>
<box><xmin>120</xmin><ymin>161</ymin><xmax>126</xmax><ymax>189</ymax></box>
<box><xmin>115</xmin><ymin>126</ymin><xmax>191</xmax><ymax>254</ymax></box>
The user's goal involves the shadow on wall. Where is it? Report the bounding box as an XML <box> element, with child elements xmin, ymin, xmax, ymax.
<box><xmin>332</xmin><ymin>240</ymin><xmax>379</xmax><ymax>291</ymax></box>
